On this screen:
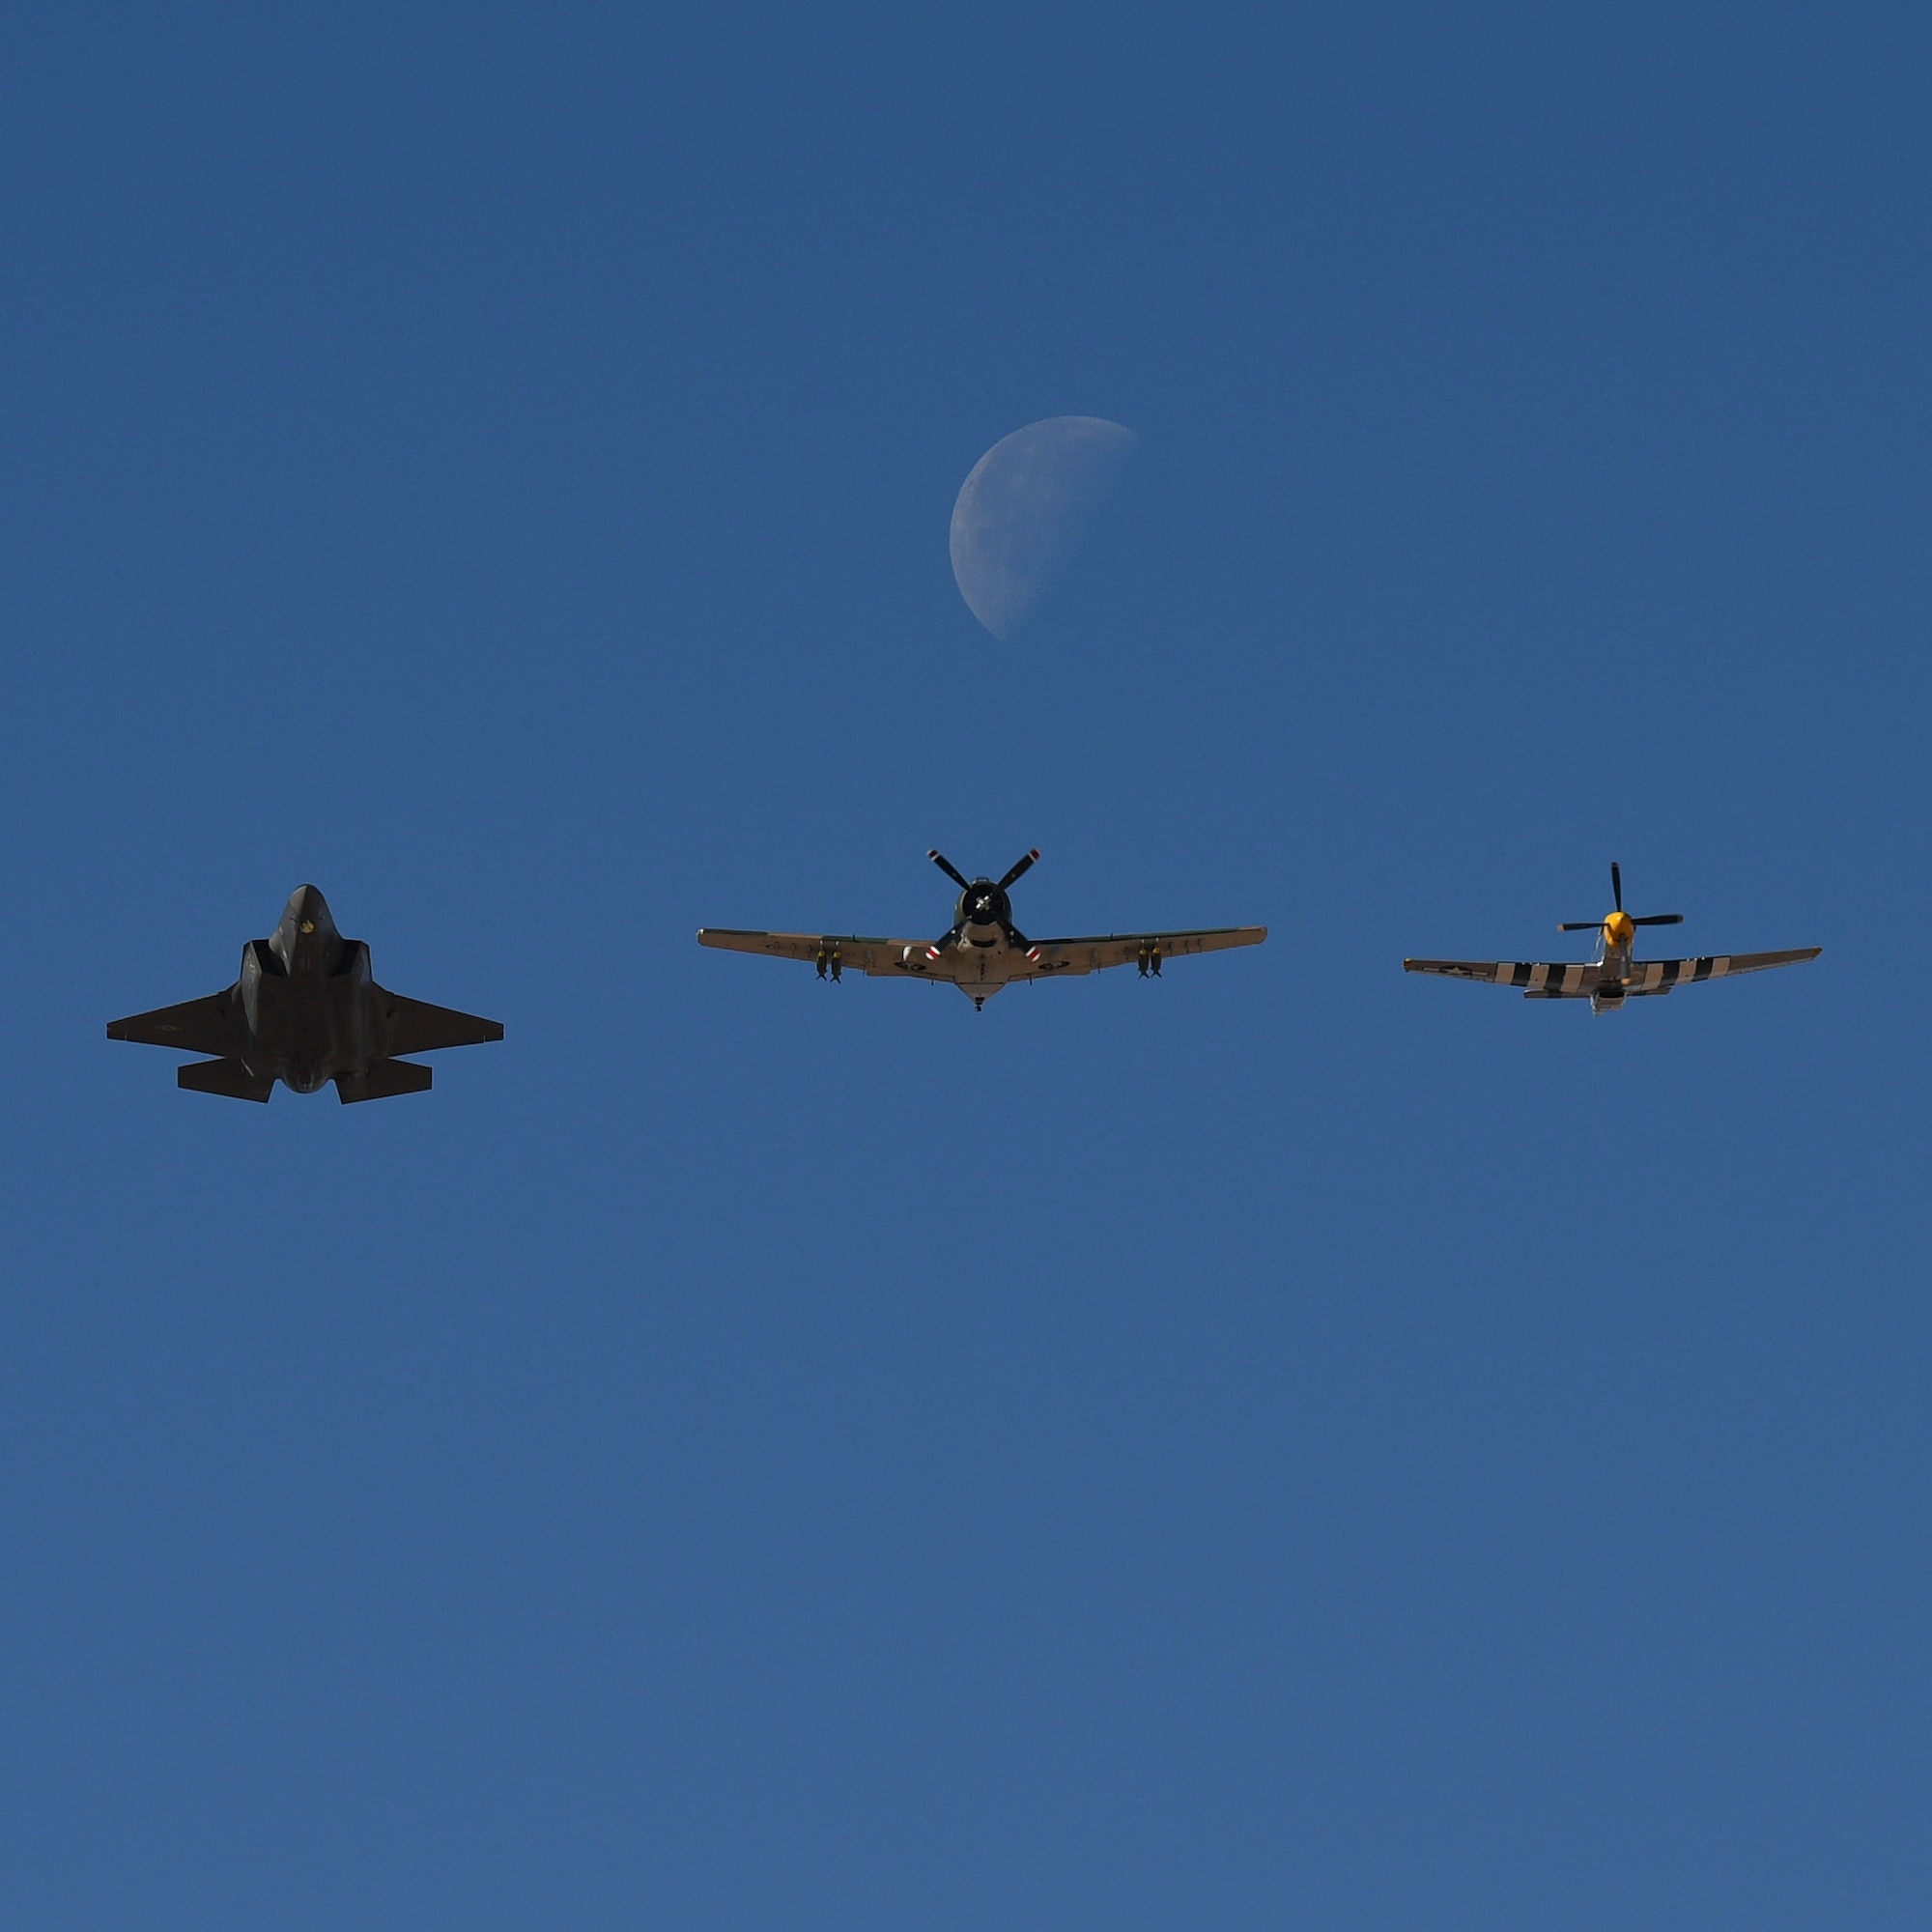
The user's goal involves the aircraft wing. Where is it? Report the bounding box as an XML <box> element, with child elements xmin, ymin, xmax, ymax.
<box><xmin>106</xmin><ymin>988</ymin><xmax>244</xmax><ymax>1055</ymax></box>
<box><xmin>1404</xmin><ymin>949</ymin><xmax>1821</xmax><ymax>997</ymax></box>
<box><xmin>378</xmin><ymin>991</ymin><xmax>505</xmax><ymax>1055</ymax></box>
<box><xmin>1619</xmin><ymin>948</ymin><xmax>1822</xmax><ymax>993</ymax></box>
<box><xmin>1405</xmin><ymin>958</ymin><xmax>1605</xmax><ymax>996</ymax></box>
<box><xmin>696</xmin><ymin>929</ymin><xmax>918</xmax><ymax>976</ymax></box>
<box><xmin>1024</xmin><ymin>926</ymin><xmax>1267</xmax><ymax>976</ymax></box>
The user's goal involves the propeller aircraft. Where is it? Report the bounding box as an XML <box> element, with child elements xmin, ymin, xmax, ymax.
<box><xmin>1404</xmin><ymin>863</ymin><xmax>1820</xmax><ymax>1014</ymax></box>
<box><xmin>699</xmin><ymin>850</ymin><xmax>1266</xmax><ymax>1009</ymax></box>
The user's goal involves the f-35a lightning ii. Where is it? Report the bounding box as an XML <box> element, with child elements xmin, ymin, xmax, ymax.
<box><xmin>107</xmin><ymin>885</ymin><xmax>503</xmax><ymax>1101</ymax></box>
<box><xmin>699</xmin><ymin>849</ymin><xmax>1266</xmax><ymax>1009</ymax></box>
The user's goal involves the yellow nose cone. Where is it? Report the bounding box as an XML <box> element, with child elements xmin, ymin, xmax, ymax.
<box><xmin>1605</xmin><ymin>911</ymin><xmax>1635</xmax><ymax>946</ymax></box>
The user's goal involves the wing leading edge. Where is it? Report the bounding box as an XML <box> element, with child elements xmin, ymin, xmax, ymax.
<box><xmin>1617</xmin><ymin>948</ymin><xmax>1822</xmax><ymax>992</ymax></box>
<box><xmin>1023</xmin><ymin>926</ymin><xmax>1267</xmax><ymax>976</ymax></box>
<box><xmin>105</xmin><ymin>989</ymin><xmax>244</xmax><ymax>1056</ymax></box>
<box><xmin>1404</xmin><ymin>948</ymin><xmax>1821</xmax><ymax>998</ymax></box>
<box><xmin>696</xmin><ymin>929</ymin><xmax>913</xmax><ymax>976</ymax></box>
<box><xmin>697</xmin><ymin>925</ymin><xmax>1267</xmax><ymax>981</ymax></box>
<box><xmin>379</xmin><ymin>991</ymin><xmax>505</xmax><ymax>1055</ymax></box>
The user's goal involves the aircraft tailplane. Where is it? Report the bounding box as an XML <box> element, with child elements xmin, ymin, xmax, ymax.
<box><xmin>178</xmin><ymin>1058</ymin><xmax>275</xmax><ymax>1102</ymax></box>
<box><xmin>335</xmin><ymin>1058</ymin><xmax>434</xmax><ymax>1104</ymax></box>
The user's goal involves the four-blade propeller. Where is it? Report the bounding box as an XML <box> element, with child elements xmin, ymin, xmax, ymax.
<box><xmin>928</xmin><ymin>847</ymin><xmax>1042</xmax><ymax>948</ymax></box>
<box><xmin>1558</xmin><ymin>861</ymin><xmax>1684</xmax><ymax>931</ymax></box>
<box><xmin>927</xmin><ymin>848</ymin><xmax>1040</xmax><ymax>894</ymax></box>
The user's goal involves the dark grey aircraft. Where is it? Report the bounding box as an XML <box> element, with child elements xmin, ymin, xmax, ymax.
<box><xmin>107</xmin><ymin>885</ymin><xmax>503</xmax><ymax>1102</ymax></box>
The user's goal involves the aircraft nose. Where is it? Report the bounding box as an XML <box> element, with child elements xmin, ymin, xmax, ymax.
<box><xmin>286</xmin><ymin>884</ymin><xmax>332</xmax><ymax>931</ymax></box>
<box><xmin>270</xmin><ymin>884</ymin><xmax>344</xmax><ymax>974</ymax></box>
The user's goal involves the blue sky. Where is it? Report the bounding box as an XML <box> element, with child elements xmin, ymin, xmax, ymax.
<box><xmin>3</xmin><ymin>9</ymin><xmax>1928</xmax><ymax>1928</ymax></box>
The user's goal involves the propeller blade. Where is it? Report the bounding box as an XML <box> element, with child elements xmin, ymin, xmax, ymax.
<box><xmin>998</xmin><ymin>848</ymin><xmax>1041</xmax><ymax>891</ymax></box>
<box><xmin>1610</xmin><ymin>861</ymin><xmax>1623</xmax><ymax>912</ymax></box>
<box><xmin>1633</xmin><ymin>913</ymin><xmax>1684</xmax><ymax>925</ymax></box>
<box><xmin>1557</xmin><ymin>921</ymin><xmax>1602</xmax><ymax>931</ymax></box>
<box><xmin>927</xmin><ymin>849</ymin><xmax>971</xmax><ymax>891</ymax></box>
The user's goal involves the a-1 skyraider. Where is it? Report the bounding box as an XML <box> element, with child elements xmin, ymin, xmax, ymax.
<box><xmin>107</xmin><ymin>886</ymin><xmax>504</xmax><ymax>1100</ymax></box>
<box><xmin>699</xmin><ymin>849</ymin><xmax>1266</xmax><ymax>1009</ymax></box>
<box><xmin>1404</xmin><ymin>863</ymin><xmax>1820</xmax><ymax>1015</ymax></box>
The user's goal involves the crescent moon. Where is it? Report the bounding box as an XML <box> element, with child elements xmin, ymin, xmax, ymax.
<box><xmin>949</xmin><ymin>416</ymin><xmax>1139</xmax><ymax>639</ymax></box>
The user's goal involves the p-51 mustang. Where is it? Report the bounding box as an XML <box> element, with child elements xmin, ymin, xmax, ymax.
<box><xmin>1404</xmin><ymin>863</ymin><xmax>1820</xmax><ymax>1014</ymax></box>
<box><xmin>699</xmin><ymin>850</ymin><xmax>1266</xmax><ymax>1009</ymax></box>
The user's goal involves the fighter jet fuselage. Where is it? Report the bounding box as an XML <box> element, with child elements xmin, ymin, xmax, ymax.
<box><xmin>239</xmin><ymin>914</ymin><xmax>375</xmax><ymax>1094</ymax></box>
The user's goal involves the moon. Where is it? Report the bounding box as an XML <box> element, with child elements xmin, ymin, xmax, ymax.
<box><xmin>949</xmin><ymin>416</ymin><xmax>1139</xmax><ymax>639</ymax></box>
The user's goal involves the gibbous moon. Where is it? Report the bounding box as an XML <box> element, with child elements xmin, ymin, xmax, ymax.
<box><xmin>950</xmin><ymin>416</ymin><xmax>1139</xmax><ymax>639</ymax></box>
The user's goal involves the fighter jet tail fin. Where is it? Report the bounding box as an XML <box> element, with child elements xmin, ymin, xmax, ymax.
<box><xmin>177</xmin><ymin>1057</ymin><xmax>274</xmax><ymax>1102</ymax></box>
<box><xmin>334</xmin><ymin>1058</ymin><xmax>434</xmax><ymax>1105</ymax></box>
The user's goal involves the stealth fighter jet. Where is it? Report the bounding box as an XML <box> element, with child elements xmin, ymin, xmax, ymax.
<box><xmin>699</xmin><ymin>849</ymin><xmax>1266</xmax><ymax>1009</ymax></box>
<box><xmin>108</xmin><ymin>885</ymin><xmax>503</xmax><ymax>1101</ymax></box>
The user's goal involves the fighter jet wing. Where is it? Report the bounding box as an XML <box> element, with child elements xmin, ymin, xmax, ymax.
<box><xmin>1619</xmin><ymin>948</ymin><xmax>1822</xmax><ymax>993</ymax></box>
<box><xmin>696</xmin><ymin>929</ymin><xmax>919</xmax><ymax>976</ymax></box>
<box><xmin>1403</xmin><ymin>959</ymin><xmax>1606</xmax><ymax>997</ymax></box>
<box><xmin>1023</xmin><ymin>926</ymin><xmax>1267</xmax><ymax>976</ymax></box>
<box><xmin>106</xmin><ymin>988</ymin><xmax>244</xmax><ymax>1055</ymax></box>
<box><xmin>378</xmin><ymin>991</ymin><xmax>505</xmax><ymax>1055</ymax></box>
